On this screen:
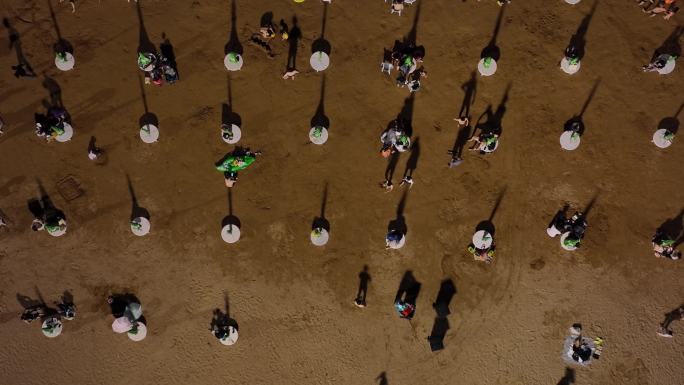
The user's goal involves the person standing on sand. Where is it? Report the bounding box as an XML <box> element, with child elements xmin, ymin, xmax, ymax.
<box><xmin>657</xmin><ymin>306</ymin><xmax>684</xmax><ymax>337</ymax></box>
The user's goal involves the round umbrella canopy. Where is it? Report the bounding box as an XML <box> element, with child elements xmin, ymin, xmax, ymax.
<box><xmin>310</xmin><ymin>51</ymin><xmax>330</xmax><ymax>72</ymax></box>
<box><xmin>41</xmin><ymin>317</ymin><xmax>63</xmax><ymax>338</ymax></box>
<box><xmin>221</xmin><ymin>224</ymin><xmax>241</xmax><ymax>243</ymax></box>
<box><xmin>131</xmin><ymin>217</ymin><xmax>151</xmax><ymax>236</ymax></box>
<box><xmin>386</xmin><ymin>233</ymin><xmax>406</xmax><ymax>249</ymax></box>
<box><xmin>309</xmin><ymin>126</ymin><xmax>329</xmax><ymax>145</ymax></box>
<box><xmin>310</xmin><ymin>228</ymin><xmax>329</xmax><ymax>246</ymax></box>
<box><xmin>219</xmin><ymin>326</ymin><xmax>239</xmax><ymax>346</ymax></box>
<box><xmin>652</xmin><ymin>128</ymin><xmax>674</xmax><ymax>149</ymax></box>
<box><xmin>560</xmin><ymin>232</ymin><xmax>579</xmax><ymax>251</ymax></box>
<box><xmin>112</xmin><ymin>316</ymin><xmax>134</xmax><ymax>333</ymax></box>
<box><xmin>560</xmin><ymin>130</ymin><xmax>581</xmax><ymax>151</ymax></box>
<box><xmin>560</xmin><ymin>57</ymin><xmax>581</xmax><ymax>75</ymax></box>
<box><xmin>55</xmin><ymin>123</ymin><xmax>74</xmax><ymax>142</ymax></box>
<box><xmin>472</xmin><ymin>230</ymin><xmax>493</xmax><ymax>249</ymax></box>
<box><xmin>46</xmin><ymin>221</ymin><xmax>67</xmax><ymax>237</ymax></box>
<box><xmin>55</xmin><ymin>52</ymin><xmax>75</xmax><ymax>71</ymax></box>
<box><xmin>127</xmin><ymin>322</ymin><xmax>147</xmax><ymax>342</ymax></box>
<box><xmin>140</xmin><ymin>124</ymin><xmax>159</xmax><ymax>143</ymax></box>
<box><xmin>565</xmin><ymin>0</ymin><xmax>582</xmax><ymax>4</ymax></box>
<box><xmin>224</xmin><ymin>53</ymin><xmax>244</xmax><ymax>71</ymax></box>
<box><xmin>657</xmin><ymin>58</ymin><xmax>676</xmax><ymax>75</ymax></box>
<box><xmin>481</xmin><ymin>138</ymin><xmax>500</xmax><ymax>153</ymax></box>
<box><xmin>221</xmin><ymin>124</ymin><xmax>242</xmax><ymax>144</ymax></box>
<box><xmin>478</xmin><ymin>58</ymin><xmax>497</xmax><ymax>77</ymax></box>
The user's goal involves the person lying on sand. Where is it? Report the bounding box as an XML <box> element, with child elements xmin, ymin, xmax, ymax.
<box><xmin>658</xmin><ymin>306</ymin><xmax>684</xmax><ymax>337</ymax></box>
<box><xmin>283</xmin><ymin>69</ymin><xmax>299</xmax><ymax>80</ymax></box>
<box><xmin>216</xmin><ymin>149</ymin><xmax>261</xmax><ymax>188</ymax></box>
<box><xmin>647</xmin><ymin>0</ymin><xmax>680</xmax><ymax>19</ymax></box>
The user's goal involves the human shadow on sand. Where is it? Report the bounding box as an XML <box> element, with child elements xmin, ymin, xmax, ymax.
<box><xmin>388</xmin><ymin>190</ymin><xmax>408</xmax><ymax>236</ymax></box>
<box><xmin>428</xmin><ymin>279</ymin><xmax>456</xmax><ymax>352</ymax></box>
<box><xmin>285</xmin><ymin>16</ymin><xmax>301</xmax><ymax>72</ymax></box>
<box><xmin>4</xmin><ymin>17</ymin><xmax>37</xmax><ymax>77</ymax></box>
<box><xmin>394</xmin><ymin>270</ymin><xmax>421</xmax><ymax>308</ymax></box>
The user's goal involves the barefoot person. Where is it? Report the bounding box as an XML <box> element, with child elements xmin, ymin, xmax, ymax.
<box><xmin>652</xmin><ymin>230</ymin><xmax>682</xmax><ymax>260</ymax></box>
<box><xmin>657</xmin><ymin>306</ymin><xmax>684</xmax><ymax>337</ymax></box>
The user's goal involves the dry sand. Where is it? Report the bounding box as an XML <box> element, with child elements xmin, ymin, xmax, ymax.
<box><xmin>0</xmin><ymin>0</ymin><xmax>683</xmax><ymax>384</ymax></box>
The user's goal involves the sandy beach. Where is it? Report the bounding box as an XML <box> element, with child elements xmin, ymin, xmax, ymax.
<box><xmin>0</xmin><ymin>1</ymin><xmax>683</xmax><ymax>384</ymax></box>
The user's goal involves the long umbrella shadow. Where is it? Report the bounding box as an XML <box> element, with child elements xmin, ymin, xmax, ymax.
<box><xmin>126</xmin><ymin>174</ymin><xmax>150</xmax><ymax>221</ymax></box>
<box><xmin>311</xmin><ymin>75</ymin><xmax>329</xmax><ymax>128</ymax></box>
<box><xmin>222</xmin><ymin>73</ymin><xmax>242</xmax><ymax>127</ymax></box>
<box><xmin>654</xmin><ymin>25</ymin><xmax>684</xmax><ymax>59</ymax></box>
<box><xmin>312</xmin><ymin>3</ymin><xmax>331</xmax><ymax>55</ymax></box>
<box><xmin>657</xmin><ymin>102</ymin><xmax>684</xmax><ymax>135</ymax></box>
<box><xmin>221</xmin><ymin>188</ymin><xmax>241</xmax><ymax>229</ymax></box>
<box><xmin>138</xmin><ymin>74</ymin><xmax>158</xmax><ymax>127</ymax></box>
<box><xmin>312</xmin><ymin>182</ymin><xmax>330</xmax><ymax>231</ymax></box>
<box><xmin>480</xmin><ymin>4</ymin><xmax>505</xmax><ymax>60</ymax></box>
<box><xmin>404</xmin><ymin>0</ymin><xmax>421</xmax><ymax>47</ymax></box>
<box><xmin>476</xmin><ymin>186</ymin><xmax>507</xmax><ymax>236</ymax></box>
<box><xmin>564</xmin><ymin>78</ymin><xmax>600</xmax><ymax>135</ymax></box>
<box><xmin>136</xmin><ymin>0</ymin><xmax>156</xmax><ymax>54</ymax></box>
<box><xmin>566</xmin><ymin>0</ymin><xmax>598</xmax><ymax>60</ymax></box>
<box><xmin>48</xmin><ymin>0</ymin><xmax>73</xmax><ymax>54</ymax></box>
<box><xmin>225</xmin><ymin>0</ymin><xmax>243</xmax><ymax>55</ymax></box>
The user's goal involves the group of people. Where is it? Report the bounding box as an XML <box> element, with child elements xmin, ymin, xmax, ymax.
<box><xmin>137</xmin><ymin>51</ymin><xmax>179</xmax><ymax>86</ymax></box>
<box><xmin>34</xmin><ymin>106</ymin><xmax>70</xmax><ymax>142</ymax></box>
<box><xmin>382</xmin><ymin>42</ymin><xmax>428</xmax><ymax>92</ymax></box>
<box><xmin>20</xmin><ymin>295</ymin><xmax>76</xmax><ymax>338</ymax></box>
<box><xmin>636</xmin><ymin>0</ymin><xmax>680</xmax><ymax>20</ymax></box>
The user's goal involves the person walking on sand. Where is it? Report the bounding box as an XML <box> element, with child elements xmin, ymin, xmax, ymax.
<box><xmin>657</xmin><ymin>306</ymin><xmax>684</xmax><ymax>337</ymax></box>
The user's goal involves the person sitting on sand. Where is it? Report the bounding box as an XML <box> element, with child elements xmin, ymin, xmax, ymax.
<box><xmin>394</xmin><ymin>299</ymin><xmax>415</xmax><ymax>320</ymax></box>
<box><xmin>657</xmin><ymin>306</ymin><xmax>684</xmax><ymax>337</ymax></box>
<box><xmin>468</xmin><ymin>243</ymin><xmax>495</xmax><ymax>264</ymax></box>
<box><xmin>215</xmin><ymin>149</ymin><xmax>261</xmax><ymax>187</ymax></box>
<box><xmin>645</xmin><ymin>0</ymin><xmax>679</xmax><ymax>19</ymax></box>
<box><xmin>468</xmin><ymin>131</ymin><xmax>499</xmax><ymax>153</ymax></box>
<box><xmin>652</xmin><ymin>230</ymin><xmax>682</xmax><ymax>260</ymax></box>
<box><xmin>380</xmin><ymin>120</ymin><xmax>411</xmax><ymax>157</ymax></box>
<box><xmin>642</xmin><ymin>53</ymin><xmax>676</xmax><ymax>72</ymax></box>
<box><xmin>562</xmin><ymin>212</ymin><xmax>587</xmax><ymax>249</ymax></box>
